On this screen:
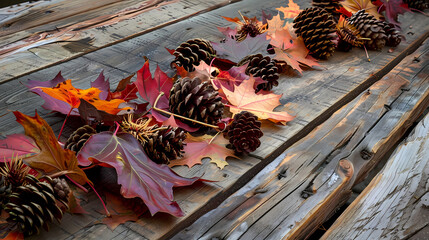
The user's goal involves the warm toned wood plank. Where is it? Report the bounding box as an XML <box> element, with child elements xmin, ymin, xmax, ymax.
<box><xmin>173</xmin><ymin>39</ymin><xmax>429</xmax><ymax>240</ymax></box>
<box><xmin>0</xmin><ymin>0</ymin><xmax>234</xmax><ymax>83</ymax></box>
<box><xmin>322</xmin><ymin>109</ymin><xmax>429</xmax><ymax>240</ymax></box>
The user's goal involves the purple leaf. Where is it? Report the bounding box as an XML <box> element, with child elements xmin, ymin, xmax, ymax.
<box><xmin>90</xmin><ymin>71</ymin><xmax>110</xmax><ymax>100</ymax></box>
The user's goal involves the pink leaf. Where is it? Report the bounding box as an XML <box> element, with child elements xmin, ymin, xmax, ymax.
<box><xmin>90</xmin><ymin>71</ymin><xmax>110</xmax><ymax>100</ymax></box>
<box><xmin>77</xmin><ymin>132</ymin><xmax>199</xmax><ymax>216</ymax></box>
<box><xmin>0</xmin><ymin>134</ymin><xmax>41</xmax><ymax>162</ymax></box>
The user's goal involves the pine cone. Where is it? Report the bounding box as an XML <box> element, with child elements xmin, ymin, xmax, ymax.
<box><xmin>5</xmin><ymin>175</ymin><xmax>63</xmax><ymax>236</ymax></box>
<box><xmin>293</xmin><ymin>7</ymin><xmax>337</xmax><ymax>59</ymax></box>
<box><xmin>169</xmin><ymin>77</ymin><xmax>224</xmax><ymax>129</ymax></box>
<box><xmin>225</xmin><ymin>111</ymin><xmax>263</xmax><ymax>154</ymax></box>
<box><xmin>238</xmin><ymin>54</ymin><xmax>279</xmax><ymax>92</ymax></box>
<box><xmin>143</xmin><ymin>126</ymin><xmax>186</xmax><ymax>164</ymax></box>
<box><xmin>0</xmin><ymin>176</ymin><xmax>12</xmax><ymax>207</ymax></box>
<box><xmin>312</xmin><ymin>0</ymin><xmax>342</xmax><ymax>20</ymax></box>
<box><xmin>236</xmin><ymin>19</ymin><xmax>266</xmax><ymax>42</ymax></box>
<box><xmin>383</xmin><ymin>22</ymin><xmax>401</xmax><ymax>47</ymax></box>
<box><xmin>121</xmin><ymin>115</ymin><xmax>187</xmax><ymax>164</ymax></box>
<box><xmin>65</xmin><ymin>125</ymin><xmax>96</xmax><ymax>153</ymax></box>
<box><xmin>348</xmin><ymin>10</ymin><xmax>387</xmax><ymax>50</ymax></box>
<box><xmin>403</xmin><ymin>0</ymin><xmax>428</xmax><ymax>11</ymax></box>
<box><xmin>336</xmin><ymin>16</ymin><xmax>365</xmax><ymax>48</ymax></box>
<box><xmin>170</xmin><ymin>38</ymin><xmax>216</xmax><ymax>72</ymax></box>
<box><xmin>52</xmin><ymin>178</ymin><xmax>71</xmax><ymax>206</ymax></box>
<box><xmin>0</xmin><ymin>157</ymin><xmax>30</xmax><ymax>188</ymax></box>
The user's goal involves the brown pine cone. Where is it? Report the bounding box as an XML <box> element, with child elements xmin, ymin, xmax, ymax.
<box><xmin>348</xmin><ymin>10</ymin><xmax>387</xmax><ymax>50</ymax></box>
<box><xmin>224</xmin><ymin>111</ymin><xmax>263</xmax><ymax>154</ymax></box>
<box><xmin>65</xmin><ymin>125</ymin><xmax>96</xmax><ymax>153</ymax></box>
<box><xmin>143</xmin><ymin>126</ymin><xmax>186</xmax><ymax>164</ymax></box>
<box><xmin>383</xmin><ymin>22</ymin><xmax>401</xmax><ymax>47</ymax></box>
<box><xmin>336</xmin><ymin>16</ymin><xmax>365</xmax><ymax>48</ymax></box>
<box><xmin>169</xmin><ymin>77</ymin><xmax>224</xmax><ymax>129</ymax></box>
<box><xmin>52</xmin><ymin>178</ymin><xmax>71</xmax><ymax>206</ymax></box>
<box><xmin>312</xmin><ymin>0</ymin><xmax>342</xmax><ymax>20</ymax></box>
<box><xmin>0</xmin><ymin>176</ymin><xmax>12</xmax><ymax>207</ymax></box>
<box><xmin>238</xmin><ymin>54</ymin><xmax>279</xmax><ymax>92</ymax></box>
<box><xmin>170</xmin><ymin>38</ymin><xmax>216</xmax><ymax>72</ymax></box>
<box><xmin>293</xmin><ymin>7</ymin><xmax>337</xmax><ymax>59</ymax></box>
<box><xmin>403</xmin><ymin>0</ymin><xmax>428</xmax><ymax>11</ymax></box>
<box><xmin>5</xmin><ymin>175</ymin><xmax>64</xmax><ymax>236</ymax></box>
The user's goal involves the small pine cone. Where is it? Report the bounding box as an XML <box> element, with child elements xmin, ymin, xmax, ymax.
<box><xmin>293</xmin><ymin>7</ymin><xmax>337</xmax><ymax>59</ymax></box>
<box><xmin>236</xmin><ymin>20</ymin><xmax>266</xmax><ymax>42</ymax></box>
<box><xmin>143</xmin><ymin>126</ymin><xmax>186</xmax><ymax>164</ymax></box>
<box><xmin>225</xmin><ymin>111</ymin><xmax>263</xmax><ymax>154</ymax></box>
<box><xmin>65</xmin><ymin>125</ymin><xmax>96</xmax><ymax>153</ymax></box>
<box><xmin>312</xmin><ymin>0</ymin><xmax>342</xmax><ymax>20</ymax></box>
<box><xmin>383</xmin><ymin>22</ymin><xmax>401</xmax><ymax>47</ymax></box>
<box><xmin>170</xmin><ymin>38</ymin><xmax>216</xmax><ymax>72</ymax></box>
<box><xmin>336</xmin><ymin>16</ymin><xmax>365</xmax><ymax>48</ymax></box>
<box><xmin>5</xmin><ymin>175</ymin><xmax>63</xmax><ymax>236</ymax></box>
<box><xmin>52</xmin><ymin>178</ymin><xmax>71</xmax><ymax>206</ymax></box>
<box><xmin>0</xmin><ymin>157</ymin><xmax>30</xmax><ymax>188</ymax></box>
<box><xmin>348</xmin><ymin>10</ymin><xmax>387</xmax><ymax>50</ymax></box>
<box><xmin>238</xmin><ymin>54</ymin><xmax>279</xmax><ymax>92</ymax></box>
<box><xmin>169</xmin><ymin>77</ymin><xmax>224</xmax><ymax>129</ymax></box>
<box><xmin>0</xmin><ymin>176</ymin><xmax>12</xmax><ymax>207</ymax></box>
<box><xmin>403</xmin><ymin>0</ymin><xmax>428</xmax><ymax>11</ymax></box>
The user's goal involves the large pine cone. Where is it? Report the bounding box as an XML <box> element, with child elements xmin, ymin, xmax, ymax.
<box><xmin>169</xmin><ymin>77</ymin><xmax>224</xmax><ymax>129</ymax></box>
<box><xmin>170</xmin><ymin>38</ymin><xmax>216</xmax><ymax>72</ymax></box>
<box><xmin>293</xmin><ymin>7</ymin><xmax>337</xmax><ymax>59</ymax></box>
<box><xmin>403</xmin><ymin>0</ymin><xmax>428</xmax><ymax>11</ymax></box>
<box><xmin>312</xmin><ymin>0</ymin><xmax>342</xmax><ymax>20</ymax></box>
<box><xmin>225</xmin><ymin>111</ymin><xmax>263</xmax><ymax>154</ymax></box>
<box><xmin>5</xmin><ymin>175</ymin><xmax>63</xmax><ymax>236</ymax></box>
<box><xmin>383</xmin><ymin>22</ymin><xmax>401</xmax><ymax>47</ymax></box>
<box><xmin>348</xmin><ymin>10</ymin><xmax>387</xmax><ymax>50</ymax></box>
<box><xmin>52</xmin><ymin>178</ymin><xmax>71</xmax><ymax>206</ymax></box>
<box><xmin>143</xmin><ymin>126</ymin><xmax>186</xmax><ymax>164</ymax></box>
<box><xmin>65</xmin><ymin>125</ymin><xmax>96</xmax><ymax>153</ymax></box>
<box><xmin>238</xmin><ymin>54</ymin><xmax>279</xmax><ymax>92</ymax></box>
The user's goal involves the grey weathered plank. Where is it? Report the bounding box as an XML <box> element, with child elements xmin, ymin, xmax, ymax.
<box><xmin>322</xmin><ymin>104</ymin><xmax>429</xmax><ymax>240</ymax></box>
<box><xmin>173</xmin><ymin>39</ymin><xmax>429</xmax><ymax>240</ymax></box>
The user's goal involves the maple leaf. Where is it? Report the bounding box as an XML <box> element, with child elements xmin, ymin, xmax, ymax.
<box><xmin>221</xmin><ymin>77</ymin><xmax>295</xmax><ymax>124</ymax></box>
<box><xmin>341</xmin><ymin>0</ymin><xmax>383</xmax><ymax>20</ymax></box>
<box><xmin>0</xmin><ymin>134</ymin><xmax>40</xmax><ymax>161</ymax></box>
<box><xmin>90</xmin><ymin>71</ymin><xmax>110</xmax><ymax>100</ymax></box>
<box><xmin>272</xmin><ymin>25</ymin><xmax>320</xmax><ymax>73</ymax></box>
<box><xmin>78</xmin><ymin>99</ymin><xmax>124</xmax><ymax>123</ymax></box>
<box><xmin>135</xmin><ymin>61</ymin><xmax>173</xmax><ymax>122</ymax></box>
<box><xmin>77</xmin><ymin>132</ymin><xmax>200</xmax><ymax>217</ymax></box>
<box><xmin>23</xmin><ymin>72</ymin><xmax>77</xmax><ymax>115</ymax></box>
<box><xmin>266</xmin><ymin>14</ymin><xmax>286</xmax><ymax>36</ymax></box>
<box><xmin>169</xmin><ymin>134</ymin><xmax>238</xmax><ymax>169</ymax></box>
<box><xmin>276</xmin><ymin>0</ymin><xmax>301</xmax><ymax>19</ymax></box>
<box><xmin>13</xmin><ymin>111</ymin><xmax>90</xmax><ymax>185</ymax></box>
<box><xmin>212</xmin><ymin>32</ymin><xmax>271</xmax><ymax>63</ymax></box>
<box><xmin>376</xmin><ymin>0</ymin><xmax>410</xmax><ymax>26</ymax></box>
<box><xmin>40</xmin><ymin>80</ymin><xmax>129</xmax><ymax>115</ymax></box>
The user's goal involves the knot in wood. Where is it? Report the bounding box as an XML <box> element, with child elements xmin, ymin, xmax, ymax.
<box><xmin>360</xmin><ymin>149</ymin><xmax>373</xmax><ymax>160</ymax></box>
<box><xmin>339</xmin><ymin>159</ymin><xmax>353</xmax><ymax>178</ymax></box>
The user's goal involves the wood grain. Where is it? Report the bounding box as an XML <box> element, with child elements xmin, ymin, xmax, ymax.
<box><xmin>173</xmin><ymin>39</ymin><xmax>429</xmax><ymax>240</ymax></box>
<box><xmin>322</xmin><ymin>104</ymin><xmax>429</xmax><ymax>240</ymax></box>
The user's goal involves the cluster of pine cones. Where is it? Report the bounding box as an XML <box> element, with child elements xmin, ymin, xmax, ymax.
<box><xmin>0</xmin><ymin>158</ymin><xmax>70</xmax><ymax>236</ymax></box>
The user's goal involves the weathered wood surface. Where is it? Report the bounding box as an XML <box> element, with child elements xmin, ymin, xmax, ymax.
<box><xmin>0</xmin><ymin>0</ymin><xmax>235</xmax><ymax>83</ymax></box>
<box><xmin>322</xmin><ymin>103</ymin><xmax>429</xmax><ymax>240</ymax></box>
<box><xmin>0</xmin><ymin>0</ymin><xmax>428</xmax><ymax>239</ymax></box>
<box><xmin>174</xmin><ymin>40</ymin><xmax>429</xmax><ymax>240</ymax></box>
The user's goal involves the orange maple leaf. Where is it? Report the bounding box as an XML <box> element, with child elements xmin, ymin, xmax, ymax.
<box><xmin>266</xmin><ymin>14</ymin><xmax>286</xmax><ymax>36</ymax></box>
<box><xmin>221</xmin><ymin>77</ymin><xmax>295</xmax><ymax>124</ymax></box>
<box><xmin>341</xmin><ymin>0</ymin><xmax>383</xmax><ymax>19</ymax></box>
<box><xmin>169</xmin><ymin>134</ymin><xmax>238</xmax><ymax>169</ymax></box>
<box><xmin>13</xmin><ymin>111</ymin><xmax>90</xmax><ymax>185</ymax></box>
<box><xmin>273</xmin><ymin>24</ymin><xmax>320</xmax><ymax>74</ymax></box>
<box><xmin>276</xmin><ymin>0</ymin><xmax>301</xmax><ymax>19</ymax></box>
<box><xmin>40</xmin><ymin>80</ymin><xmax>129</xmax><ymax>115</ymax></box>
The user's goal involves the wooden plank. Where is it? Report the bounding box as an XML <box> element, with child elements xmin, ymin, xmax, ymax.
<box><xmin>322</xmin><ymin>107</ymin><xmax>429</xmax><ymax>240</ymax></box>
<box><xmin>173</xmin><ymin>39</ymin><xmax>429</xmax><ymax>240</ymax></box>
<box><xmin>0</xmin><ymin>0</ymin><xmax>235</xmax><ymax>83</ymax></box>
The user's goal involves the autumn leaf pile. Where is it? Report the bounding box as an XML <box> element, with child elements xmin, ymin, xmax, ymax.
<box><xmin>0</xmin><ymin>0</ymin><xmax>425</xmax><ymax>237</ymax></box>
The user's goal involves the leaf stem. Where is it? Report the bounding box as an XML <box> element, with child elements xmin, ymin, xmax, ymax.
<box><xmin>208</xmin><ymin>130</ymin><xmax>222</xmax><ymax>144</ymax></box>
<box><xmin>58</xmin><ymin>108</ymin><xmax>73</xmax><ymax>141</ymax></box>
<box><xmin>114</xmin><ymin>122</ymin><xmax>120</xmax><ymax>136</ymax></box>
<box><xmin>65</xmin><ymin>174</ymin><xmax>88</xmax><ymax>193</ymax></box>
<box><xmin>87</xmin><ymin>181</ymin><xmax>111</xmax><ymax>217</ymax></box>
<box><xmin>152</xmin><ymin>92</ymin><xmax>220</xmax><ymax>130</ymax></box>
